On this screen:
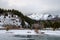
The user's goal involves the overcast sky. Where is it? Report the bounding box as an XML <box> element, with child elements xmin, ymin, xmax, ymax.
<box><xmin>0</xmin><ymin>0</ymin><xmax>60</xmax><ymax>15</ymax></box>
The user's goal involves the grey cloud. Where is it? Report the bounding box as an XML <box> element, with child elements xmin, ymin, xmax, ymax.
<box><xmin>0</xmin><ymin>0</ymin><xmax>60</xmax><ymax>15</ymax></box>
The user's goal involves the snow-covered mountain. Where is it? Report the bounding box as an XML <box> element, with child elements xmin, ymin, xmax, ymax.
<box><xmin>27</xmin><ymin>10</ymin><xmax>60</xmax><ymax>20</ymax></box>
<box><xmin>28</xmin><ymin>13</ymin><xmax>56</xmax><ymax>20</ymax></box>
<box><xmin>28</xmin><ymin>13</ymin><xmax>43</xmax><ymax>20</ymax></box>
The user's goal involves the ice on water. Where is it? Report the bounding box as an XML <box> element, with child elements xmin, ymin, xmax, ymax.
<box><xmin>0</xmin><ymin>30</ymin><xmax>60</xmax><ymax>40</ymax></box>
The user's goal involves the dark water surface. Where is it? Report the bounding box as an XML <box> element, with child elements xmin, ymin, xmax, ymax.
<box><xmin>0</xmin><ymin>33</ymin><xmax>60</xmax><ymax>40</ymax></box>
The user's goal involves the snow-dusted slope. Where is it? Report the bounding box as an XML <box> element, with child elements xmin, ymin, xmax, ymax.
<box><xmin>28</xmin><ymin>13</ymin><xmax>54</xmax><ymax>20</ymax></box>
<box><xmin>28</xmin><ymin>13</ymin><xmax>43</xmax><ymax>20</ymax></box>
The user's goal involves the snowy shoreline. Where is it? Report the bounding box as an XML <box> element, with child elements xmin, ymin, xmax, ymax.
<box><xmin>0</xmin><ymin>30</ymin><xmax>60</xmax><ymax>36</ymax></box>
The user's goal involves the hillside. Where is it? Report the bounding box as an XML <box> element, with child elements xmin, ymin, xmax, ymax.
<box><xmin>0</xmin><ymin>8</ymin><xmax>36</xmax><ymax>27</ymax></box>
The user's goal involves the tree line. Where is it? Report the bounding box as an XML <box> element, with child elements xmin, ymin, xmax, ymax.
<box><xmin>40</xmin><ymin>20</ymin><xmax>60</xmax><ymax>30</ymax></box>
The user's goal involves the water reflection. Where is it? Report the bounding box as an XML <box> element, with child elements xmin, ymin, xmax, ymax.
<box><xmin>14</xmin><ymin>35</ymin><xmax>35</xmax><ymax>40</ymax></box>
<box><xmin>0</xmin><ymin>33</ymin><xmax>60</xmax><ymax>40</ymax></box>
<box><xmin>14</xmin><ymin>34</ymin><xmax>48</xmax><ymax>40</ymax></box>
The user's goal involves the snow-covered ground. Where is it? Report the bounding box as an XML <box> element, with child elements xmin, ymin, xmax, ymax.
<box><xmin>40</xmin><ymin>30</ymin><xmax>60</xmax><ymax>36</ymax></box>
<box><xmin>0</xmin><ymin>30</ymin><xmax>60</xmax><ymax>36</ymax></box>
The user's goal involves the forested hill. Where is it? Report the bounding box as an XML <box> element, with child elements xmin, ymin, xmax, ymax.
<box><xmin>0</xmin><ymin>8</ymin><xmax>36</xmax><ymax>27</ymax></box>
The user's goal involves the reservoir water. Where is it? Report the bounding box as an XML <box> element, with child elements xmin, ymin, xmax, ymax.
<box><xmin>0</xmin><ymin>30</ymin><xmax>60</xmax><ymax>40</ymax></box>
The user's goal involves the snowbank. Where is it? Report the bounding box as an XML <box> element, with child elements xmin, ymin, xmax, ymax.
<box><xmin>0</xmin><ymin>30</ymin><xmax>60</xmax><ymax>36</ymax></box>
